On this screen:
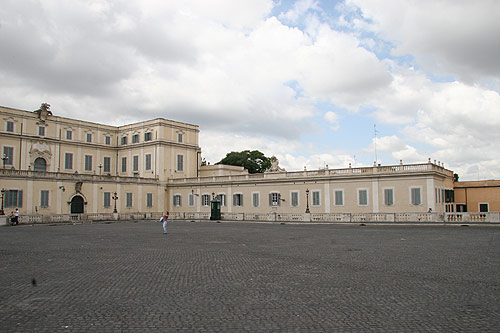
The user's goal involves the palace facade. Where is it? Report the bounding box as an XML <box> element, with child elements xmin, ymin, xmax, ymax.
<box><xmin>1</xmin><ymin>104</ymin><xmax>456</xmax><ymax>217</ymax></box>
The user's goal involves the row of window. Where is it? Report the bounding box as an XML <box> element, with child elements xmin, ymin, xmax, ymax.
<box><xmin>3</xmin><ymin>146</ymin><xmax>184</xmax><ymax>174</ymax></box>
<box><xmin>2</xmin><ymin>190</ymin><xmax>154</xmax><ymax>209</ymax></box>
<box><xmin>120</xmin><ymin>132</ymin><xmax>154</xmax><ymax>145</ymax></box>
<box><xmin>4</xmin><ymin>121</ymin><xmax>189</xmax><ymax>146</ymax></box>
<box><xmin>173</xmin><ymin>188</ymin><xmax>423</xmax><ymax>207</ymax></box>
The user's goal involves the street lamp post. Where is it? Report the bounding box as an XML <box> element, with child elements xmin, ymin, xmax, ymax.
<box><xmin>112</xmin><ymin>192</ymin><xmax>118</xmax><ymax>213</ymax></box>
<box><xmin>0</xmin><ymin>188</ymin><xmax>5</xmax><ymax>215</ymax></box>
<box><xmin>305</xmin><ymin>189</ymin><xmax>310</xmax><ymax>213</ymax></box>
<box><xmin>1</xmin><ymin>154</ymin><xmax>7</xmax><ymax>169</ymax></box>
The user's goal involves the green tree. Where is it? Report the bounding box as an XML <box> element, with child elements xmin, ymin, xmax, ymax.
<box><xmin>216</xmin><ymin>150</ymin><xmax>271</xmax><ymax>174</ymax></box>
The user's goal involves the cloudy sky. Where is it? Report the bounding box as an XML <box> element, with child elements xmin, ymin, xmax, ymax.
<box><xmin>1</xmin><ymin>0</ymin><xmax>499</xmax><ymax>180</ymax></box>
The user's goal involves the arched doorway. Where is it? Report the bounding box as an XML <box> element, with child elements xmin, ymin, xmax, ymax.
<box><xmin>34</xmin><ymin>157</ymin><xmax>47</xmax><ymax>172</ymax></box>
<box><xmin>70</xmin><ymin>196</ymin><xmax>85</xmax><ymax>214</ymax></box>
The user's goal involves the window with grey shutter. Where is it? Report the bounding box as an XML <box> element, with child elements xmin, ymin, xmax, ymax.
<box><xmin>147</xmin><ymin>193</ymin><xmax>153</xmax><ymax>207</ymax></box>
<box><xmin>84</xmin><ymin>155</ymin><xmax>92</xmax><ymax>171</ymax></box>
<box><xmin>189</xmin><ymin>194</ymin><xmax>194</xmax><ymax>206</ymax></box>
<box><xmin>252</xmin><ymin>193</ymin><xmax>259</xmax><ymax>207</ymax></box>
<box><xmin>103</xmin><ymin>157</ymin><xmax>111</xmax><ymax>173</ymax></box>
<box><xmin>104</xmin><ymin>192</ymin><xmax>111</xmax><ymax>207</ymax></box>
<box><xmin>384</xmin><ymin>189</ymin><xmax>394</xmax><ymax>206</ymax></box>
<box><xmin>65</xmin><ymin>153</ymin><xmax>73</xmax><ymax>170</ymax></box>
<box><xmin>86</xmin><ymin>133</ymin><xmax>92</xmax><ymax>142</ymax></box>
<box><xmin>312</xmin><ymin>191</ymin><xmax>320</xmax><ymax>206</ymax></box>
<box><xmin>132</xmin><ymin>134</ymin><xmax>139</xmax><ymax>143</ymax></box>
<box><xmin>126</xmin><ymin>193</ymin><xmax>133</xmax><ymax>207</ymax></box>
<box><xmin>133</xmin><ymin>155</ymin><xmax>139</xmax><ymax>172</ymax></box>
<box><xmin>40</xmin><ymin>190</ymin><xmax>49</xmax><ymax>207</ymax></box>
<box><xmin>66</xmin><ymin>130</ymin><xmax>72</xmax><ymax>140</ymax></box>
<box><xmin>411</xmin><ymin>188</ymin><xmax>421</xmax><ymax>205</ymax></box>
<box><xmin>291</xmin><ymin>192</ymin><xmax>299</xmax><ymax>207</ymax></box>
<box><xmin>216</xmin><ymin>194</ymin><xmax>226</xmax><ymax>207</ymax></box>
<box><xmin>173</xmin><ymin>195</ymin><xmax>181</xmax><ymax>206</ymax></box>
<box><xmin>334</xmin><ymin>190</ymin><xmax>343</xmax><ymax>206</ymax></box>
<box><xmin>145</xmin><ymin>154</ymin><xmax>152</xmax><ymax>170</ymax></box>
<box><xmin>144</xmin><ymin>132</ymin><xmax>152</xmax><ymax>141</ymax></box>
<box><xmin>233</xmin><ymin>194</ymin><xmax>243</xmax><ymax>207</ymax></box>
<box><xmin>121</xmin><ymin>157</ymin><xmax>127</xmax><ymax>172</ymax></box>
<box><xmin>6</xmin><ymin>121</ymin><xmax>14</xmax><ymax>132</ymax></box>
<box><xmin>5</xmin><ymin>190</ymin><xmax>23</xmax><ymax>207</ymax></box>
<box><xmin>177</xmin><ymin>155</ymin><xmax>184</xmax><ymax>172</ymax></box>
<box><xmin>358</xmin><ymin>190</ymin><xmax>368</xmax><ymax>206</ymax></box>
<box><xmin>3</xmin><ymin>146</ymin><xmax>13</xmax><ymax>166</ymax></box>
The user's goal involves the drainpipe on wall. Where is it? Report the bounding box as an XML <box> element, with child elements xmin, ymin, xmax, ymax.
<box><xmin>19</xmin><ymin>122</ymin><xmax>23</xmax><ymax>170</ymax></box>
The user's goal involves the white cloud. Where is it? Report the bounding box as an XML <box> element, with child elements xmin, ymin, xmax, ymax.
<box><xmin>349</xmin><ymin>0</ymin><xmax>500</xmax><ymax>83</ymax></box>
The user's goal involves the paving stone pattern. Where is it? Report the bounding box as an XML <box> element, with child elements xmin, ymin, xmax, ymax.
<box><xmin>0</xmin><ymin>221</ymin><xmax>499</xmax><ymax>332</ymax></box>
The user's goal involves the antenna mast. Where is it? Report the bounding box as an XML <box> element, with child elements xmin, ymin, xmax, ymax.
<box><xmin>374</xmin><ymin>124</ymin><xmax>379</xmax><ymax>164</ymax></box>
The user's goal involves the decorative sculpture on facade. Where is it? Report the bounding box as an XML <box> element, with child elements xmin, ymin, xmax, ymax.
<box><xmin>34</xmin><ymin>103</ymin><xmax>52</xmax><ymax>122</ymax></box>
<box><xmin>267</xmin><ymin>156</ymin><xmax>286</xmax><ymax>172</ymax></box>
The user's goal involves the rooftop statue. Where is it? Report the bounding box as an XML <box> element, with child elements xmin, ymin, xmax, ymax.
<box><xmin>34</xmin><ymin>103</ymin><xmax>52</xmax><ymax>122</ymax></box>
<box><xmin>268</xmin><ymin>156</ymin><xmax>286</xmax><ymax>172</ymax></box>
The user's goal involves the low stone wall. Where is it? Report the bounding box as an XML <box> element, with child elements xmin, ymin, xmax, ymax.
<box><xmin>2</xmin><ymin>212</ymin><xmax>499</xmax><ymax>226</ymax></box>
<box><xmin>171</xmin><ymin>212</ymin><xmax>500</xmax><ymax>223</ymax></box>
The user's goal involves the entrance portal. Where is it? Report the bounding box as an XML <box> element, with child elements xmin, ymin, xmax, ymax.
<box><xmin>70</xmin><ymin>196</ymin><xmax>84</xmax><ymax>214</ymax></box>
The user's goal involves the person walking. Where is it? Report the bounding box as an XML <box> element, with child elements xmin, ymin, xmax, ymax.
<box><xmin>14</xmin><ymin>208</ymin><xmax>19</xmax><ymax>225</ymax></box>
<box><xmin>160</xmin><ymin>211</ymin><xmax>169</xmax><ymax>234</ymax></box>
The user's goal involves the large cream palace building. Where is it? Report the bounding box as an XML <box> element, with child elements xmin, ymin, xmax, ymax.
<box><xmin>1</xmin><ymin>104</ymin><xmax>456</xmax><ymax>217</ymax></box>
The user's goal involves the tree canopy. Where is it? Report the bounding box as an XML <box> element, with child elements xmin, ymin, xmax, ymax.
<box><xmin>216</xmin><ymin>150</ymin><xmax>271</xmax><ymax>174</ymax></box>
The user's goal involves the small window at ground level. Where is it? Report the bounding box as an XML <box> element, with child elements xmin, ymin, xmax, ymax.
<box><xmin>358</xmin><ymin>189</ymin><xmax>368</xmax><ymax>206</ymax></box>
<box><xmin>312</xmin><ymin>191</ymin><xmax>320</xmax><ymax>206</ymax></box>
<box><xmin>334</xmin><ymin>190</ymin><xmax>343</xmax><ymax>206</ymax></box>
<box><xmin>411</xmin><ymin>188</ymin><xmax>421</xmax><ymax>205</ymax></box>
<box><xmin>173</xmin><ymin>195</ymin><xmax>181</xmax><ymax>207</ymax></box>
<box><xmin>5</xmin><ymin>190</ymin><xmax>23</xmax><ymax>207</ymax></box>
<box><xmin>202</xmin><ymin>194</ymin><xmax>210</xmax><ymax>206</ymax></box>
<box><xmin>384</xmin><ymin>189</ymin><xmax>394</xmax><ymax>206</ymax></box>
<box><xmin>269</xmin><ymin>192</ymin><xmax>280</xmax><ymax>206</ymax></box>
<box><xmin>40</xmin><ymin>190</ymin><xmax>49</xmax><ymax>207</ymax></box>
<box><xmin>291</xmin><ymin>192</ymin><xmax>299</xmax><ymax>207</ymax></box>
<box><xmin>104</xmin><ymin>192</ymin><xmax>111</xmax><ymax>207</ymax></box>
<box><xmin>233</xmin><ymin>194</ymin><xmax>243</xmax><ymax>207</ymax></box>
<box><xmin>126</xmin><ymin>193</ymin><xmax>133</xmax><ymax>207</ymax></box>
<box><xmin>252</xmin><ymin>193</ymin><xmax>259</xmax><ymax>207</ymax></box>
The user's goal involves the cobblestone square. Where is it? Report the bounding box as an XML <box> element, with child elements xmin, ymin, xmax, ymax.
<box><xmin>1</xmin><ymin>221</ymin><xmax>499</xmax><ymax>332</ymax></box>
